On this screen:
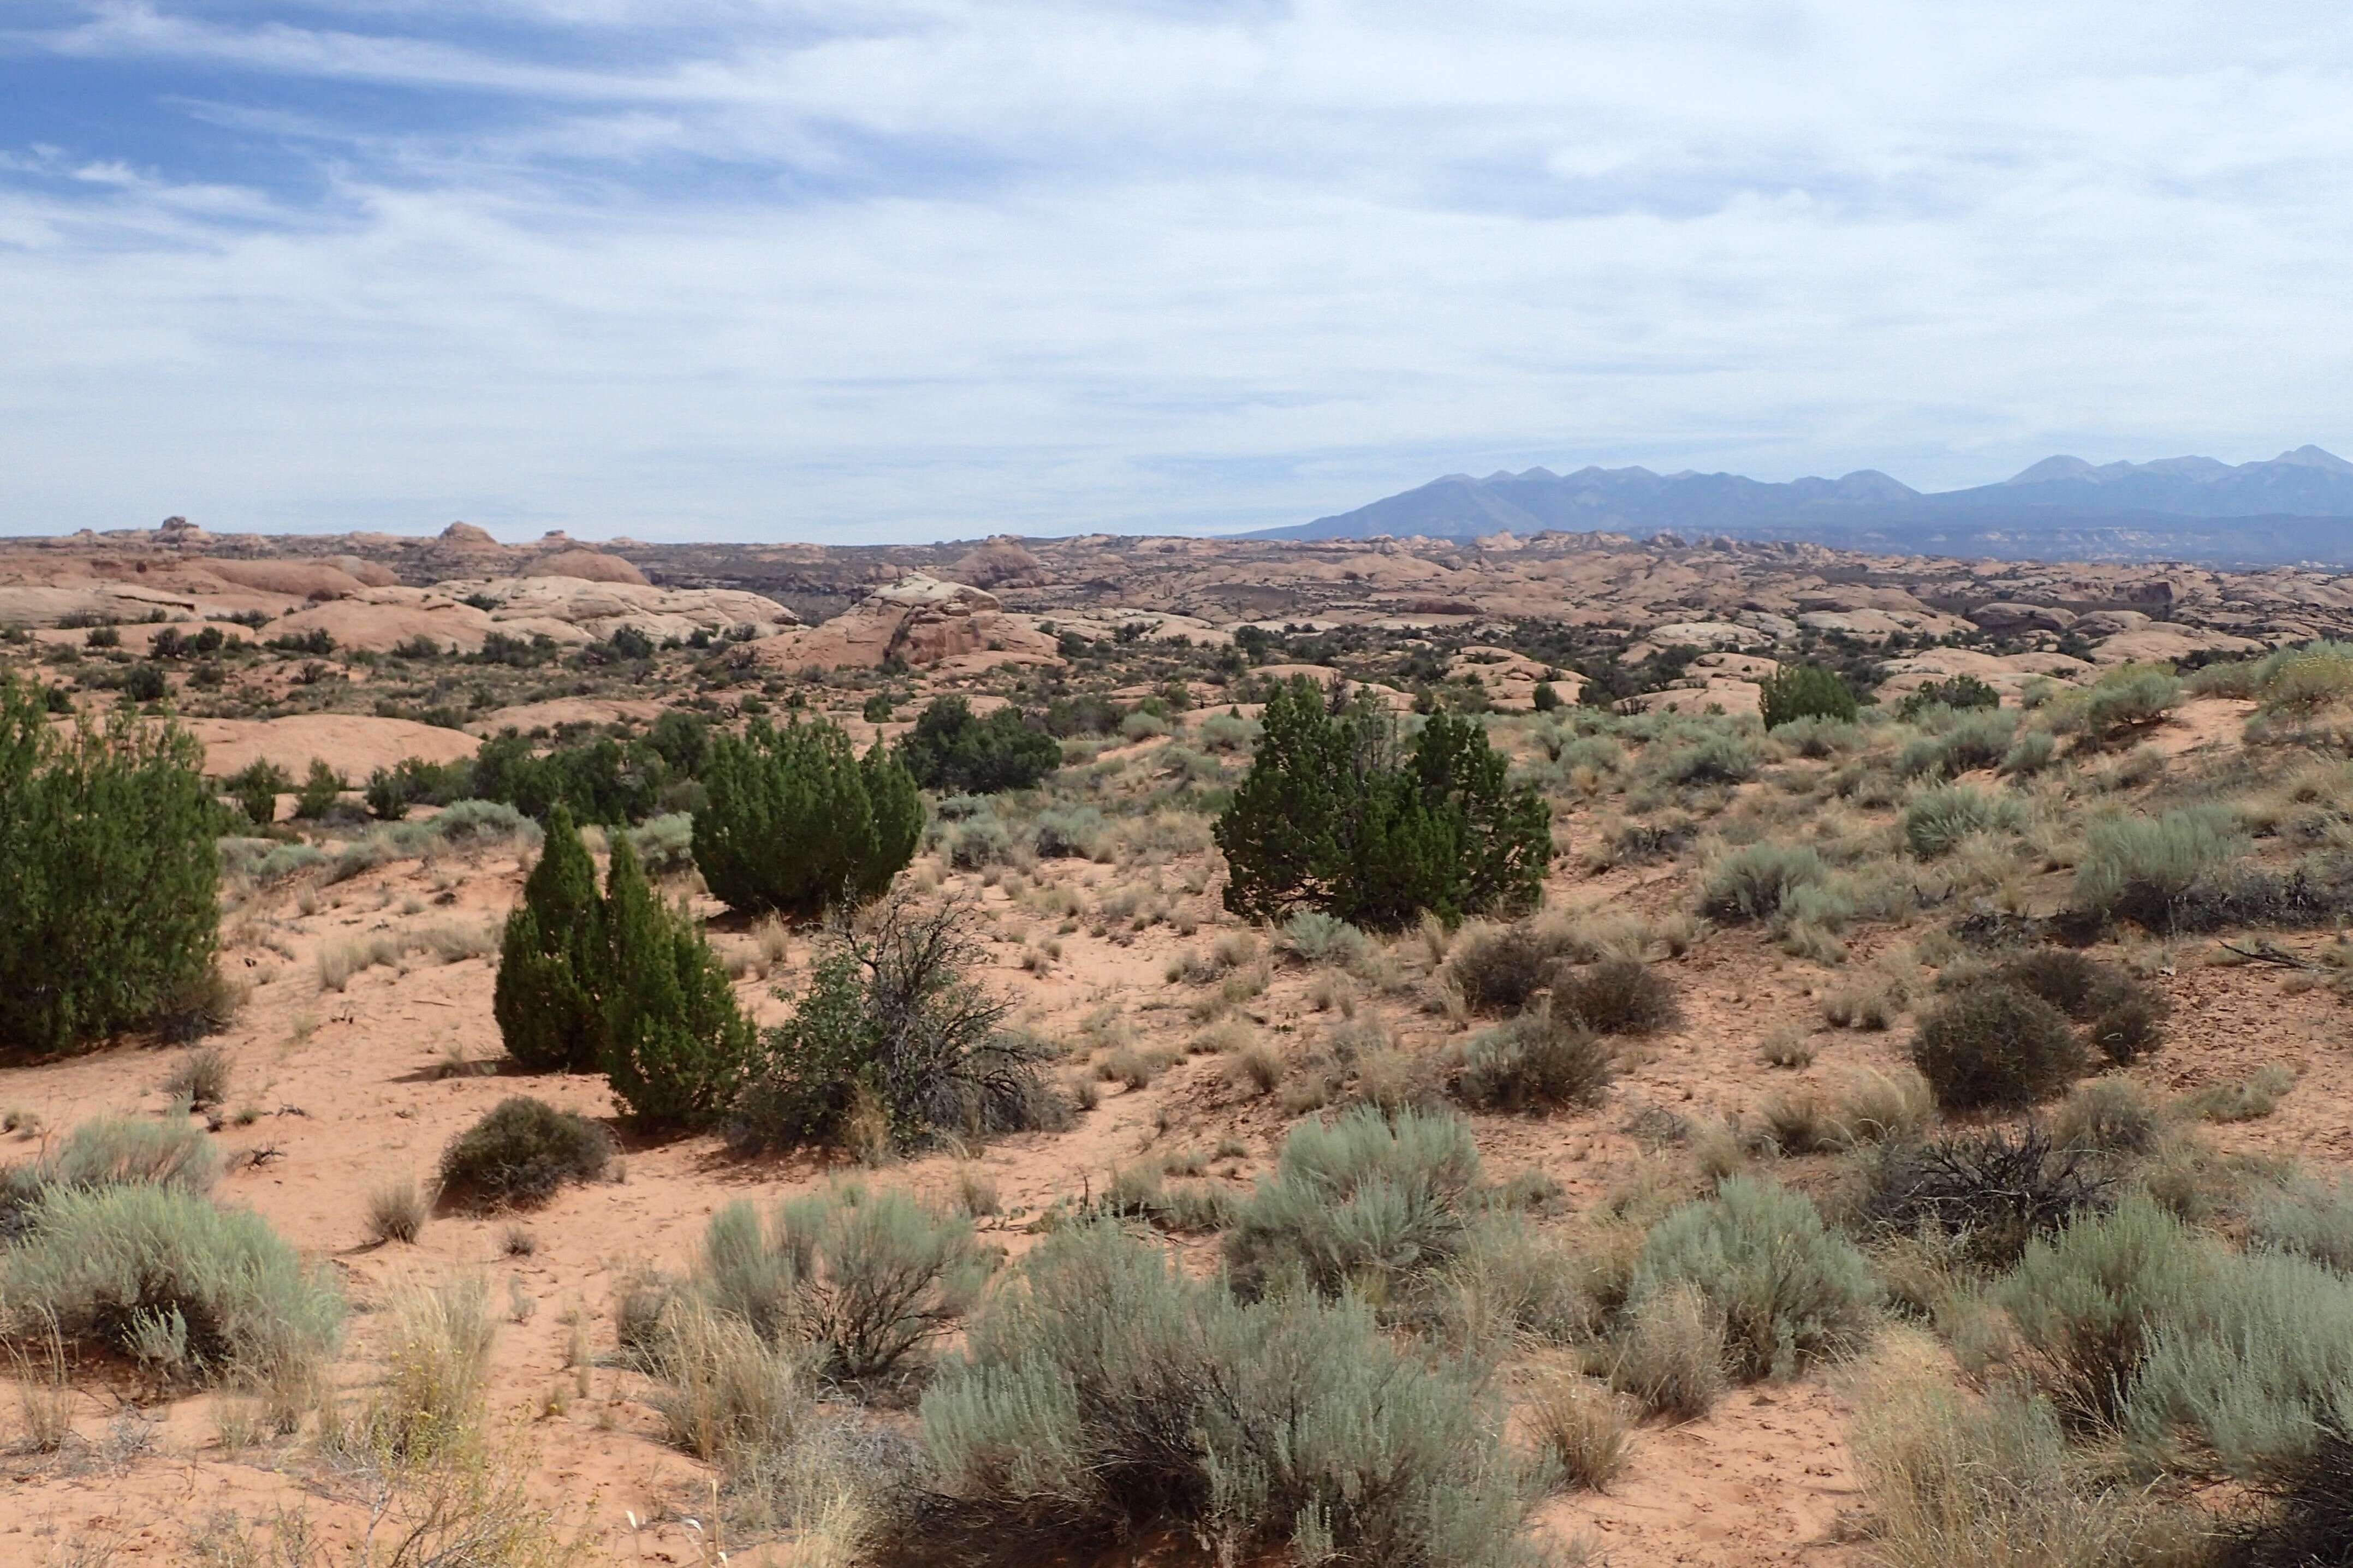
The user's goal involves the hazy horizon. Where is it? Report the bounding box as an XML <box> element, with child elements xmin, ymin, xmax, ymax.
<box><xmin>6</xmin><ymin>3</ymin><xmax>2351</xmax><ymax>544</ymax></box>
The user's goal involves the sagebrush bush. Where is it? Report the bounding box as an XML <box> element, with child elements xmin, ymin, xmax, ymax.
<box><xmin>0</xmin><ymin>676</ymin><xmax>222</xmax><ymax>1054</ymax></box>
<box><xmin>1990</xmin><ymin>1195</ymin><xmax>2216</xmax><ymax>1430</ymax></box>
<box><xmin>2247</xmin><ymin>1177</ymin><xmax>2353</xmax><ymax>1275</ymax></box>
<box><xmin>0</xmin><ymin>1114</ymin><xmax>221</xmax><ymax>1240</ymax></box>
<box><xmin>1898</xmin><ymin>707</ymin><xmax>2018</xmax><ymax>779</ymax></box>
<box><xmin>2052</xmin><ymin>1078</ymin><xmax>2164</xmax><ymax>1156</ymax></box>
<box><xmin>437</xmin><ymin>1096</ymin><xmax>613</xmax><ymax>1209</ymax></box>
<box><xmin>694</xmin><ymin>717</ymin><xmax>922</xmax><ymax>917</ymax></box>
<box><xmin>1902</xmin><ymin>783</ymin><xmax>2026</xmax><ymax>858</ymax></box>
<box><xmin>1446</xmin><ymin>920</ymin><xmax>1557</xmax><ymax>1012</ymax></box>
<box><xmin>1910</xmin><ymin>983</ymin><xmax>2087</xmax><ymax>1112</ymax></box>
<box><xmin>911</xmin><ymin>1220</ymin><xmax>1541</xmax><ymax>1568</ymax></box>
<box><xmin>1631</xmin><ymin>1177</ymin><xmax>1879</xmax><ymax>1380</ymax></box>
<box><xmin>1700</xmin><ymin>841</ymin><xmax>1828</xmax><ymax>922</ymax></box>
<box><xmin>1772</xmin><ymin>714</ymin><xmax>1863</xmax><ymax>759</ymax></box>
<box><xmin>735</xmin><ymin>895</ymin><xmax>1064</xmax><ymax>1156</ymax></box>
<box><xmin>1029</xmin><ymin>804</ymin><xmax>1108</xmax><ymax>859</ymax></box>
<box><xmin>2124</xmin><ymin>1247</ymin><xmax>2353</xmax><ymax>1480</ymax></box>
<box><xmin>1554</xmin><ymin>958</ymin><xmax>1680</xmax><ymax>1035</ymax></box>
<box><xmin>2073</xmin><ymin>809</ymin><xmax>2245</xmax><ymax>928</ymax></box>
<box><xmin>1449</xmin><ymin>1004</ymin><xmax>1616</xmax><ymax>1114</ymax></box>
<box><xmin>1864</xmin><ymin>1126</ymin><xmax>2110</xmax><ymax>1270</ymax></box>
<box><xmin>1216</xmin><ymin>677</ymin><xmax>1550</xmax><ymax>929</ymax></box>
<box><xmin>1282</xmin><ymin>909</ymin><xmax>1372</xmax><ymax>970</ymax></box>
<box><xmin>2</xmin><ymin>1183</ymin><xmax>342</xmax><ymax>1385</ymax></box>
<box><xmin>1224</xmin><ymin>1106</ymin><xmax>1481</xmax><ymax>1307</ymax></box>
<box><xmin>1647</xmin><ymin>732</ymin><xmax>1760</xmax><ymax>786</ymax></box>
<box><xmin>698</xmin><ymin>1184</ymin><xmax>987</xmax><ymax>1380</ymax></box>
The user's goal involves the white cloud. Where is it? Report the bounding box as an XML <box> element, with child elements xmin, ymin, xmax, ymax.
<box><xmin>1</xmin><ymin>0</ymin><xmax>2350</xmax><ymax>540</ymax></box>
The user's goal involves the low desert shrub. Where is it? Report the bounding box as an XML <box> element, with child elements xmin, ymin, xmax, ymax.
<box><xmin>734</xmin><ymin>895</ymin><xmax>1066</xmax><ymax>1156</ymax></box>
<box><xmin>1</xmin><ymin>1183</ymin><xmax>342</xmax><ymax>1385</ymax></box>
<box><xmin>911</xmin><ymin>1220</ymin><xmax>1540</xmax><ymax>1568</ymax></box>
<box><xmin>1700</xmin><ymin>841</ymin><xmax>1828</xmax><ymax>922</ymax></box>
<box><xmin>1902</xmin><ymin>783</ymin><xmax>2026</xmax><ymax>858</ymax></box>
<box><xmin>1897</xmin><ymin>675</ymin><xmax>2003</xmax><ymax>720</ymax></box>
<box><xmin>697</xmin><ymin>1185</ymin><xmax>987</xmax><ymax>1380</ymax></box>
<box><xmin>1909</xmin><ymin>983</ymin><xmax>2087</xmax><ymax>1112</ymax></box>
<box><xmin>1837</xmin><ymin>1066</ymin><xmax>1937</xmax><ymax>1146</ymax></box>
<box><xmin>1446</xmin><ymin>920</ymin><xmax>1558</xmax><ymax>1013</ymax></box>
<box><xmin>1028</xmin><ymin>804</ymin><xmax>1109</xmax><ymax>860</ymax></box>
<box><xmin>1898</xmin><ymin>708</ymin><xmax>2018</xmax><ymax>779</ymax></box>
<box><xmin>363</xmin><ymin>1275</ymin><xmax>496</xmax><ymax>1462</ymax></box>
<box><xmin>2073</xmin><ymin>809</ymin><xmax>2246</xmax><ymax>928</ymax></box>
<box><xmin>944</xmin><ymin>818</ymin><xmax>1013</xmax><ymax>869</ymax></box>
<box><xmin>2180</xmin><ymin>1064</ymin><xmax>2296</xmax><ymax>1123</ymax></box>
<box><xmin>1630</xmin><ymin>1177</ymin><xmax>1879</xmax><ymax>1380</ymax></box>
<box><xmin>1448</xmin><ymin>1005</ymin><xmax>1617</xmax><ymax>1113</ymax></box>
<box><xmin>2070</xmin><ymin>665</ymin><xmax>2182</xmax><ymax>739</ymax></box>
<box><xmin>2246</xmin><ymin>1177</ymin><xmax>2353</xmax><ymax>1274</ymax></box>
<box><xmin>1863</xmin><ymin>1127</ymin><xmax>2110</xmax><ymax>1271</ymax></box>
<box><xmin>1281</xmin><ymin>909</ymin><xmax>1372</xmax><ymax>970</ymax></box>
<box><xmin>1773</xmin><ymin>714</ymin><xmax>1863</xmax><ymax>759</ymax></box>
<box><xmin>2124</xmin><ymin>1247</ymin><xmax>2353</xmax><ymax>1480</ymax></box>
<box><xmin>1990</xmin><ymin>1196</ymin><xmax>2216</xmax><ymax>1430</ymax></box>
<box><xmin>162</xmin><ymin>1045</ymin><xmax>231</xmax><ymax>1111</ymax></box>
<box><xmin>1554</xmin><ymin>958</ymin><xmax>1680</xmax><ymax>1035</ymax></box>
<box><xmin>1223</xmin><ymin>1106</ymin><xmax>1482</xmax><ymax>1308</ymax></box>
<box><xmin>437</xmin><ymin>1096</ymin><xmax>613</xmax><ymax>1209</ymax></box>
<box><xmin>1993</xmin><ymin>950</ymin><xmax>2170</xmax><ymax>1065</ymax></box>
<box><xmin>2052</xmin><ymin>1079</ymin><xmax>2164</xmax><ymax>1156</ymax></box>
<box><xmin>638</xmin><ymin>1294</ymin><xmax>809</xmax><ymax>1468</ymax></box>
<box><xmin>2222</xmin><ymin>1420</ymin><xmax>2353</xmax><ymax>1568</ymax></box>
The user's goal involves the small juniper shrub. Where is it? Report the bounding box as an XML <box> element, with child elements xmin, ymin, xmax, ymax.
<box><xmin>1448</xmin><ymin>1003</ymin><xmax>1617</xmax><ymax>1114</ymax></box>
<box><xmin>1909</xmin><ymin>983</ymin><xmax>2087</xmax><ymax>1112</ymax></box>
<box><xmin>437</xmin><ymin>1096</ymin><xmax>614</xmax><ymax>1209</ymax></box>
<box><xmin>1630</xmin><ymin>1177</ymin><xmax>1879</xmax><ymax>1381</ymax></box>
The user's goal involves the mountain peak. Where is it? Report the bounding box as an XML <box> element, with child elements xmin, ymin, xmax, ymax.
<box><xmin>2006</xmin><ymin>456</ymin><xmax>2099</xmax><ymax>485</ymax></box>
<box><xmin>2275</xmin><ymin>445</ymin><xmax>2353</xmax><ymax>474</ymax></box>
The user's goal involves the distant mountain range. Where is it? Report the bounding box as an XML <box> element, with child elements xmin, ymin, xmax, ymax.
<box><xmin>1265</xmin><ymin>446</ymin><xmax>2353</xmax><ymax>564</ymax></box>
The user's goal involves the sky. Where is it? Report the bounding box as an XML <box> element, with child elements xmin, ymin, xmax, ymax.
<box><xmin>3</xmin><ymin>2</ymin><xmax>2351</xmax><ymax>544</ymax></box>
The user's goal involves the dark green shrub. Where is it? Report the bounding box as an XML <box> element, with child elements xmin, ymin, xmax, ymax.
<box><xmin>364</xmin><ymin>763</ymin><xmax>415</xmax><ymax>821</ymax></box>
<box><xmin>0</xmin><ymin>677</ymin><xmax>222</xmax><ymax>1055</ymax></box>
<box><xmin>1223</xmin><ymin>1106</ymin><xmax>1481</xmax><ymax>1305</ymax></box>
<box><xmin>697</xmin><ymin>1184</ymin><xmax>986</xmax><ymax>1379</ymax></box>
<box><xmin>1897</xmin><ymin>675</ymin><xmax>2001</xmax><ymax>720</ymax></box>
<box><xmin>293</xmin><ymin>758</ymin><xmax>346</xmax><ymax>820</ymax></box>
<box><xmin>910</xmin><ymin>1220</ymin><xmax>1538</xmax><ymax>1568</ymax></box>
<box><xmin>1863</xmin><ymin>1126</ymin><xmax>2110</xmax><ymax>1269</ymax></box>
<box><xmin>1448</xmin><ymin>1006</ymin><xmax>1616</xmax><ymax>1113</ymax></box>
<box><xmin>120</xmin><ymin>661</ymin><xmax>169</xmax><ymax>703</ymax></box>
<box><xmin>1760</xmin><ymin>664</ymin><xmax>1859</xmax><ymax>729</ymax></box>
<box><xmin>1531</xmin><ymin>681</ymin><xmax>1562</xmax><ymax>713</ymax></box>
<box><xmin>1994</xmin><ymin>949</ymin><xmax>2170</xmax><ymax>1065</ymax></box>
<box><xmin>471</xmin><ymin>730</ymin><xmax>669</xmax><ymax>825</ymax></box>
<box><xmin>1215</xmin><ymin>678</ymin><xmax>1550</xmax><ymax>929</ymax></box>
<box><xmin>733</xmin><ymin>895</ymin><xmax>1063</xmax><ymax>1155</ymax></box>
<box><xmin>437</xmin><ymin>1096</ymin><xmax>613</xmax><ymax>1208</ymax></box>
<box><xmin>224</xmin><ymin>759</ymin><xmax>293</xmax><ymax>826</ymax></box>
<box><xmin>492</xmin><ymin>804</ymin><xmax>607</xmax><ymax>1073</ymax></box>
<box><xmin>1555</xmin><ymin>958</ymin><xmax>1679</xmax><ymax>1035</ymax></box>
<box><xmin>601</xmin><ymin>837</ymin><xmax>756</xmax><ymax>1129</ymax></box>
<box><xmin>1910</xmin><ymin>984</ymin><xmax>2087</xmax><ymax>1112</ymax></box>
<box><xmin>897</xmin><ymin>696</ymin><xmax>1061</xmax><ymax>795</ymax></box>
<box><xmin>1</xmin><ymin>1183</ymin><xmax>342</xmax><ymax>1385</ymax></box>
<box><xmin>1631</xmin><ymin>1177</ymin><xmax>1878</xmax><ymax>1380</ymax></box>
<box><xmin>694</xmin><ymin>718</ymin><xmax>920</xmax><ymax>917</ymax></box>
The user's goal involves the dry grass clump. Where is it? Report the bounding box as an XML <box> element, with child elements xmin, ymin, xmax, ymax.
<box><xmin>2179</xmin><ymin>1063</ymin><xmax>2295</xmax><ymax>1123</ymax></box>
<box><xmin>2051</xmin><ymin>1078</ymin><xmax>2164</xmax><ymax>1156</ymax></box>
<box><xmin>1757</xmin><ymin>1024</ymin><xmax>1816</xmax><ymax>1068</ymax></box>
<box><xmin>365</xmin><ymin>1177</ymin><xmax>431</xmax><ymax>1245</ymax></box>
<box><xmin>1835</xmin><ymin>1066</ymin><xmax>1936</xmax><ymax>1146</ymax></box>
<box><xmin>1526</xmin><ymin>1375</ymin><xmax>1633</xmax><ymax>1491</ymax></box>
<box><xmin>1607</xmin><ymin>1282</ymin><xmax>1728</xmax><ymax>1419</ymax></box>
<box><xmin>353</xmin><ymin>1275</ymin><xmax>497</xmax><ymax>1463</ymax></box>
<box><xmin>162</xmin><ymin>1046</ymin><xmax>231</xmax><ymax>1112</ymax></box>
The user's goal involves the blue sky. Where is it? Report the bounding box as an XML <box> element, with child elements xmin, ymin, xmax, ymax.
<box><xmin>3</xmin><ymin>1</ymin><xmax>2351</xmax><ymax>542</ymax></box>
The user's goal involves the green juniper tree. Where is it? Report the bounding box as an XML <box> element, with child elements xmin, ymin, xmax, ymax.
<box><xmin>601</xmin><ymin>837</ymin><xmax>756</xmax><ymax>1129</ymax></box>
<box><xmin>693</xmin><ymin>718</ymin><xmax>921</xmax><ymax>916</ymax></box>
<box><xmin>0</xmin><ymin>675</ymin><xmax>222</xmax><ymax>1054</ymax></box>
<box><xmin>492</xmin><ymin>803</ymin><xmax>608</xmax><ymax>1073</ymax></box>
<box><xmin>1215</xmin><ymin>677</ymin><xmax>1550</xmax><ymax>929</ymax></box>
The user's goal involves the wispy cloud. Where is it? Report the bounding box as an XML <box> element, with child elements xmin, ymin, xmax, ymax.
<box><xmin>2</xmin><ymin>0</ymin><xmax>2351</xmax><ymax>540</ymax></box>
